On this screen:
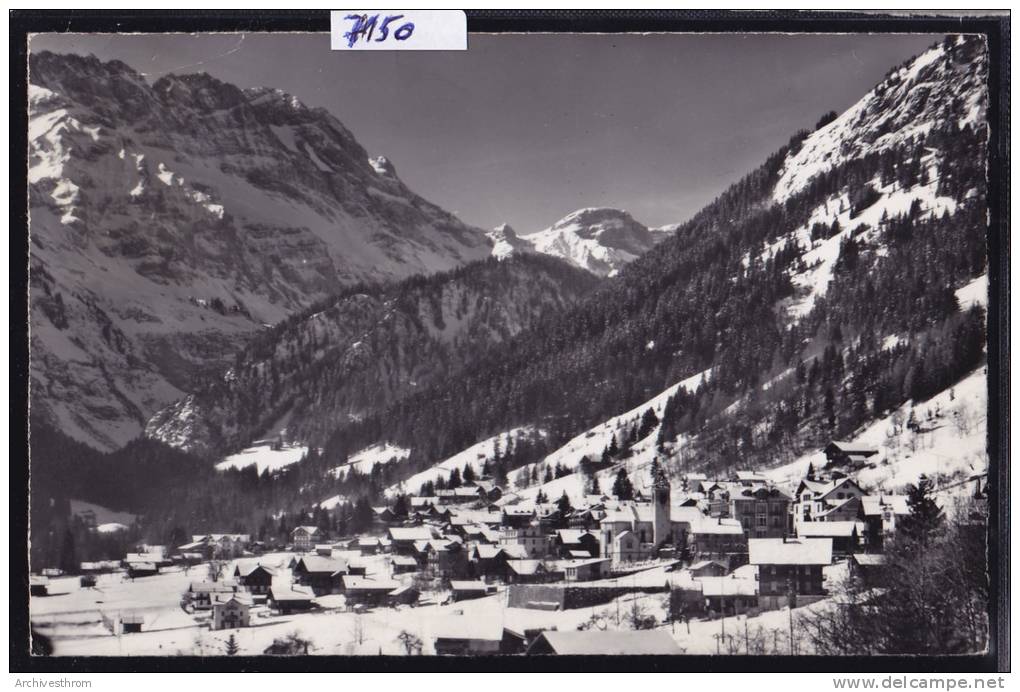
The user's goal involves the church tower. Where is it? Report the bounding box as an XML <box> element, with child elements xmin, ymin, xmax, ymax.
<box><xmin>651</xmin><ymin>459</ymin><xmax>671</xmax><ymax>547</ymax></box>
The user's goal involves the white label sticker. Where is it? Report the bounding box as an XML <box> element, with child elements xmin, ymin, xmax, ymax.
<box><xmin>330</xmin><ymin>10</ymin><xmax>467</xmax><ymax>50</ymax></box>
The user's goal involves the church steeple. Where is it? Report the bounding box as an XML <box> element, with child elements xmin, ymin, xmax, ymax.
<box><xmin>650</xmin><ymin>458</ymin><xmax>671</xmax><ymax>547</ymax></box>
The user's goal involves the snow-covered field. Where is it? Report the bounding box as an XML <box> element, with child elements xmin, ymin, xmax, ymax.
<box><xmin>32</xmin><ymin>555</ymin><xmax>839</xmax><ymax>656</ymax></box>
<box><xmin>332</xmin><ymin>442</ymin><xmax>411</xmax><ymax>478</ymax></box>
<box><xmin>216</xmin><ymin>441</ymin><xmax>309</xmax><ymax>474</ymax></box>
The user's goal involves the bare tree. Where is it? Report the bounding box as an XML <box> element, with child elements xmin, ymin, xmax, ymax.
<box><xmin>395</xmin><ymin>630</ymin><xmax>423</xmax><ymax>655</ymax></box>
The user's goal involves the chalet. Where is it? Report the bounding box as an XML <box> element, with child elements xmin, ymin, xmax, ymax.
<box><xmin>120</xmin><ymin>613</ymin><xmax>145</xmax><ymax>634</ymax></box>
<box><xmin>180</xmin><ymin>534</ymin><xmax>248</xmax><ymax>559</ymax></box>
<box><xmin>185</xmin><ymin>581</ymin><xmax>240</xmax><ymax>610</ymax></box>
<box><xmin>471</xmin><ymin>480</ymin><xmax>503</xmax><ymax>502</ymax></box>
<box><xmin>436</xmin><ymin>486</ymin><xmax>489</xmax><ymax>505</ymax></box>
<box><xmin>848</xmin><ymin>553</ymin><xmax>888</xmax><ymax>588</ymax></box>
<box><xmin>470</xmin><ymin>545</ymin><xmax>510</xmax><ymax>579</ymax></box>
<box><xmin>824</xmin><ymin>442</ymin><xmax>879</xmax><ymax>469</ymax></box>
<box><xmin>690</xmin><ymin>517</ymin><xmax>747</xmax><ymax>559</ymax></box>
<box><xmin>793</xmin><ymin>477</ymin><xmax>866</xmax><ymax>527</ymax></box>
<box><xmin>291</xmin><ymin>526</ymin><xmax>323</xmax><ymax>552</ymax></box>
<box><xmin>127</xmin><ymin>562</ymin><xmax>160</xmax><ymax>579</ymax></box>
<box><xmin>388</xmin><ymin>584</ymin><xmax>421</xmax><ymax>606</ymax></box>
<box><xmin>233</xmin><ymin>564</ymin><xmax>275</xmax><ymax>595</ymax></box>
<box><xmin>431</xmin><ymin>616</ymin><xmax>525</xmax><ymax>655</ymax></box>
<box><xmin>211</xmin><ymin>594</ymin><xmax>252</xmax><ymax>630</ymax></box>
<box><xmin>502</xmin><ymin>506</ymin><xmax>536</xmax><ymax>528</ymax></box>
<box><xmin>554</xmin><ymin>529</ymin><xmax>600</xmax><ymax>558</ymax></box>
<box><xmin>292</xmin><ymin>556</ymin><xmax>349</xmax><ymax>595</ymax></box>
<box><xmin>450</xmin><ymin>580</ymin><xmax>497</xmax><ymax>602</ymax></box>
<box><xmin>688</xmin><ymin>559</ymin><xmax>729</xmax><ymax>579</ymax></box>
<box><xmin>357</xmin><ymin>536</ymin><xmax>382</xmax><ymax>555</ymax></box>
<box><xmin>749</xmin><ymin>538</ymin><xmax>832</xmax><ymax>610</ymax></box>
<box><xmin>796</xmin><ymin>521</ymin><xmax>866</xmax><ymax>554</ymax></box>
<box><xmin>80</xmin><ymin>560</ymin><xmax>121</xmax><ymax>574</ymax></box>
<box><xmin>500</xmin><ymin>522</ymin><xmax>553</xmax><ymax>559</ymax></box>
<box><xmin>860</xmin><ymin>495</ymin><xmax>910</xmax><ymax>549</ymax></box>
<box><xmin>410</xmin><ymin>497</ymin><xmax>437</xmax><ymax>512</ymax></box>
<box><xmin>29</xmin><ymin>576</ymin><xmax>49</xmax><ymax>597</ymax></box>
<box><xmin>505</xmin><ymin>559</ymin><xmax>554</xmax><ymax>584</ymax></box>
<box><xmin>338</xmin><ymin>576</ymin><xmax>402</xmax><ymax>606</ymax></box>
<box><xmin>389</xmin><ymin>526</ymin><xmax>438</xmax><ymax>555</ymax></box>
<box><xmin>732</xmin><ymin>471</ymin><xmax>770</xmax><ymax>486</ymax></box>
<box><xmin>372</xmin><ymin>506</ymin><xmax>397</xmax><ymax>525</ymax></box>
<box><xmin>421</xmin><ymin>540</ymin><xmax>469</xmax><ymax>580</ymax></box>
<box><xmin>562</xmin><ymin>557</ymin><xmax>611</xmax><ymax>582</ymax></box>
<box><xmin>700</xmin><ymin>576</ymin><xmax>758</xmax><ymax>615</ymax></box>
<box><xmin>124</xmin><ymin>547</ymin><xmax>172</xmax><ymax>568</ymax></box>
<box><xmin>267</xmin><ymin>586</ymin><xmax>315</xmax><ymax>614</ymax></box>
<box><xmin>461</xmin><ymin>524</ymin><xmax>500</xmax><ymax>545</ymax></box>
<box><xmin>315</xmin><ymin>544</ymin><xmax>334</xmax><ymax>556</ymax></box>
<box><xmin>527</xmin><ymin>629</ymin><xmax>683</xmax><ymax>655</ymax></box>
<box><xmin>390</xmin><ymin>555</ymin><xmax>419</xmax><ymax>575</ymax></box>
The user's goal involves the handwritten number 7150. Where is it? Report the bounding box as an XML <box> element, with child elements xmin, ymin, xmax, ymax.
<box><xmin>343</xmin><ymin>14</ymin><xmax>415</xmax><ymax>48</ymax></box>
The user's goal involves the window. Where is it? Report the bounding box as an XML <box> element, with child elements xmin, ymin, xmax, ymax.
<box><xmin>755</xmin><ymin>502</ymin><xmax>767</xmax><ymax>513</ymax></box>
<box><xmin>756</xmin><ymin>516</ymin><xmax>767</xmax><ymax>527</ymax></box>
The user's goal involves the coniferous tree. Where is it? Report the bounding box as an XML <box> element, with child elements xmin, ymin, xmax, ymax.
<box><xmin>612</xmin><ymin>468</ymin><xmax>634</xmax><ymax>501</ymax></box>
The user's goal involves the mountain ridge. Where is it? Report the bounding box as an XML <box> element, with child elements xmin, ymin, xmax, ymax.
<box><xmin>28</xmin><ymin>51</ymin><xmax>493</xmax><ymax>450</ymax></box>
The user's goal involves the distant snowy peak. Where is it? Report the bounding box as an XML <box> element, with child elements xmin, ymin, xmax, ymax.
<box><xmin>486</xmin><ymin>223</ymin><xmax>534</xmax><ymax>260</ymax></box>
<box><xmin>525</xmin><ymin>207</ymin><xmax>666</xmax><ymax>277</ymax></box>
<box><xmin>773</xmin><ymin>36</ymin><xmax>988</xmax><ymax>203</ymax></box>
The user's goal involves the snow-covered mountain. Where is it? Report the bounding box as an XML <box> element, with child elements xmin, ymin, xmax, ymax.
<box><xmin>311</xmin><ymin>35</ymin><xmax>989</xmax><ymax>509</ymax></box>
<box><xmin>28</xmin><ymin>52</ymin><xmax>492</xmax><ymax>451</ymax></box>
<box><xmin>522</xmin><ymin>207</ymin><xmax>668</xmax><ymax>277</ymax></box>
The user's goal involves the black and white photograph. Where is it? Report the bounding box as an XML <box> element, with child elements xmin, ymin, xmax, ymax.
<box><xmin>12</xmin><ymin>10</ymin><xmax>1008</xmax><ymax>670</ymax></box>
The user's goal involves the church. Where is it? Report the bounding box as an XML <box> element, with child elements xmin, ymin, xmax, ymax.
<box><xmin>598</xmin><ymin>466</ymin><xmax>698</xmax><ymax>562</ymax></box>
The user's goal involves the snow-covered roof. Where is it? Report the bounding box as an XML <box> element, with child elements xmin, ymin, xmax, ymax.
<box><xmin>749</xmin><ymin>538</ymin><xmax>833</xmax><ymax>565</ymax></box>
<box><xmin>699</xmin><ymin>576</ymin><xmax>757</xmax><ymax>597</ymax></box>
<box><xmin>390</xmin><ymin>555</ymin><xmax>418</xmax><ymax>566</ymax></box>
<box><xmin>389</xmin><ymin>526</ymin><xmax>436</xmax><ymax>541</ymax></box>
<box><xmin>450</xmin><ymin>580</ymin><xmax>491</xmax><ymax>592</ymax></box>
<box><xmin>429</xmin><ymin>616</ymin><xmax>506</xmax><ymax>642</ymax></box>
<box><xmin>827</xmin><ymin>441</ymin><xmax>879</xmax><ymax>455</ymax></box>
<box><xmin>852</xmin><ymin>554</ymin><xmax>887</xmax><ymax>566</ymax></box>
<box><xmin>555</xmin><ymin>529</ymin><xmax>597</xmax><ymax>544</ymax></box>
<box><xmin>341</xmin><ymin>576</ymin><xmax>400</xmax><ymax>591</ymax></box>
<box><xmin>473</xmin><ymin>545</ymin><xmax>505</xmax><ymax>560</ymax></box>
<box><xmin>692</xmin><ymin>517</ymin><xmax>744</xmax><ymax>535</ymax></box>
<box><xmin>860</xmin><ymin>495</ymin><xmax>910</xmax><ymax>516</ymax></box>
<box><xmin>296</xmin><ymin>556</ymin><xmax>348</xmax><ymax>575</ymax></box>
<box><xmin>269</xmin><ymin>586</ymin><xmax>314</xmax><ymax>602</ymax></box>
<box><xmin>796</xmin><ymin>521</ymin><xmax>865</xmax><ymax>539</ymax></box>
<box><xmin>530</xmin><ymin>630</ymin><xmax>683</xmax><ymax>655</ymax></box>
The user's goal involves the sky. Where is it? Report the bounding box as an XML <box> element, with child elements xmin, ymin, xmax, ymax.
<box><xmin>30</xmin><ymin>31</ymin><xmax>940</xmax><ymax>232</ymax></box>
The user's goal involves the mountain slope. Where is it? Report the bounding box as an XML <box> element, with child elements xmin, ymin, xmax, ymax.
<box><xmin>145</xmin><ymin>254</ymin><xmax>601</xmax><ymax>457</ymax></box>
<box><xmin>28</xmin><ymin>52</ymin><xmax>492</xmax><ymax>450</ymax></box>
<box><xmin>313</xmin><ymin>35</ymin><xmax>989</xmax><ymax>498</ymax></box>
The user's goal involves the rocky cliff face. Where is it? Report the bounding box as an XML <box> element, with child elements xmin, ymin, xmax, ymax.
<box><xmin>28</xmin><ymin>52</ymin><xmax>491</xmax><ymax>450</ymax></box>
